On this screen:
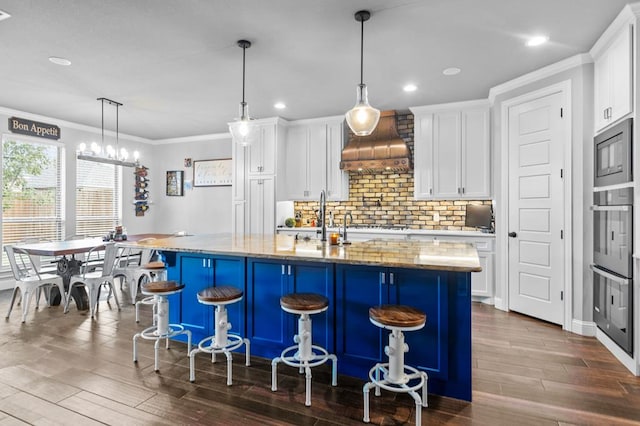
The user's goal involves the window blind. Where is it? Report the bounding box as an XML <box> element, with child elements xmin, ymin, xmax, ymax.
<box><xmin>1</xmin><ymin>137</ymin><xmax>63</xmax><ymax>270</ymax></box>
<box><xmin>76</xmin><ymin>159</ymin><xmax>122</xmax><ymax>238</ymax></box>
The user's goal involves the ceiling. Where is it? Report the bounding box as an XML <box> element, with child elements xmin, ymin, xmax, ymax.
<box><xmin>0</xmin><ymin>0</ymin><xmax>631</xmax><ymax>141</ymax></box>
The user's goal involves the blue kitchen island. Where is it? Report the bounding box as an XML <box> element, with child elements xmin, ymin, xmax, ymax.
<box><xmin>123</xmin><ymin>234</ymin><xmax>481</xmax><ymax>401</ymax></box>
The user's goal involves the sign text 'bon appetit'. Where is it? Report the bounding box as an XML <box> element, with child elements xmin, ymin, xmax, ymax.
<box><xmin>8</xmin><ymin>117</ymin><xmax>60</xmax><ymax>140</ymax></box>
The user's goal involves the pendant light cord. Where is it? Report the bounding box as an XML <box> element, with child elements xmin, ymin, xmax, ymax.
<box><xmin>360</xmin><ymin>16</ymin><xmax>364</xmax><ymax>86</ymax></box>
<box><xmin>242</xmin><ymin>43</ymin><xmax>246</xmax><ymax>104</ymax></box>
<box><xmin>101</xmin><ymin>98</ymin><xmax>105</xmax><ymax>148</ymax></box>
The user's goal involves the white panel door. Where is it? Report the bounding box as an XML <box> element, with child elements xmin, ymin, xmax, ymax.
<box><xmin>433</xmin><ymin>111</ymin><xmax>461</xmax><ymax>198</ymax></box>
<box><xmin>326</xmin><ymin>121</ymin><xmax>348</xmax><ymax>201</ymax></box>
<box><xmin>508</xmin><ymin>92</ymin><xmax>564</xmax><ymax>325</ymax></box>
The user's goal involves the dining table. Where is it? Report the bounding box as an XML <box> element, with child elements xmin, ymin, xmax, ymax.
<box><xmin>16</xmin><ymin>233</ymin><xmax>173</xmax><ymax>310</ymax></box>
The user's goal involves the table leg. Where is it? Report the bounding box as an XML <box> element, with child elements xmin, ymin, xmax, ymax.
<box><xmin>50</xmin><ymin>256</ymin><xmax>89</xmax><ymax>310</ymax></box>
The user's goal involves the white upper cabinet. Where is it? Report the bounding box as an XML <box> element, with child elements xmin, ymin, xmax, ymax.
<box><xmin>593</xmin><ymin>22</ymin><xmax>633</xmax><ymax>133</ymax></box>
<box><xmin>326</xmin><ymin>119</ymin><xmax>349</xmax><ymax>201</ymax></box>
<box><xmin>411</xmin><ymin>101</ymin><xmax>490</xmax><ymax>200</ymax></box>
<box><xmin>283</xmin><ymin>116</ymin><xmax>349</xmax><ymax>201</ymax></box>
<box><xmin>461</xmin><ymin>108</ymin><xmax>491</xmax><ymax>198</ymax></box>
<box><xmin>284</xmin><ymin>123</ymin><xmax>327</xmax><ymax>200</ymax></box>
<box><xmin>248</xmin><ymin>123</ymin><xmax>277</xmax><ymax>175</ymax></box>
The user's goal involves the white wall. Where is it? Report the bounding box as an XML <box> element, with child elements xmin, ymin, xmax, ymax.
<box><xmin>491</xmin><ymin>63</ymin><xmax>593</xmax><ymax>323</ymax></box>
<box><xmin>147</xmin><ymin>138</ymin><xmax>233</xmax><ymax>234</ymax></box>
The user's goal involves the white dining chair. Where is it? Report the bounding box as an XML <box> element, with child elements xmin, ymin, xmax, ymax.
<box><xmin>4</xmin><ymin>245</ymin><xmax>66</xmax><ymax>323</ymax></box>
<box><xmin>65</xmin><ymin>242</ymin><xmax>121</xmax><ymax>318</ymax></box>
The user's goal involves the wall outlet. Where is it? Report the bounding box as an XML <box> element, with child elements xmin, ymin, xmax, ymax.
<box><xmin>433</xmin><ymin>212</ymin><xmax>440</xmax><ymax>222</ymax></box>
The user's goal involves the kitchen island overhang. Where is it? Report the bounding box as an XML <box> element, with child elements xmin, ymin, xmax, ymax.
<box><xmin>121</xmin><ymin>234</ymin><xmax>480</xmax><ymax>401</ymax></box>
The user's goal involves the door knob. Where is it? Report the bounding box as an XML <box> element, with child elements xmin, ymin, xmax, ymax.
<box><xmin>508</xmin><ymin>232</ymin><xmax>517</xmax><ymax>238</ymax></box>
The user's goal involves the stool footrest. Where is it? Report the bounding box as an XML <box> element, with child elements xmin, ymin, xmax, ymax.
<box><xmin>367</xmin><ymin>363</ymin><xmax>427</xmax><ymax>392</ymax></box>
<box><xmin>139</xmin><ymin>324</ymin><xmax>187</xmax><ymax>340</ymax></box>
<box><xmin>278</xmin><ymin>344</ymin><xmax>334</xmax><ymax>369</ymax></box>
<box><xmin>196</xmin><ymin>333</ymin><xmax>246</xmax><ymax>354</ymax></box>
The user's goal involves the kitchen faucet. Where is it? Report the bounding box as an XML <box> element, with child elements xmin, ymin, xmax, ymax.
<box><xmin>342</xmin><ymin>212</ymin><xmax>353</xmax><ymax>244</ymax></box>
<box><xmin>319</xmin><ymin>190</ymin><xmax>327</xmax><ymax>242</ymax></box>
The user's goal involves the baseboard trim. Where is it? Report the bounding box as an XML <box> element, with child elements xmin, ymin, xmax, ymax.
<box><xmin>571</xmin><ymin>319</ymin><xmax>597</xmax><ymax>336</ymax></box>
<box><xmin>493</xmin><ymin>297</ymin><xmax>507</xmax><ymax>311</ymax></box>
<box><xmin>596</xmin><ymin>328</ymin><xmax>638</xmax><ymax>375</ymax></box>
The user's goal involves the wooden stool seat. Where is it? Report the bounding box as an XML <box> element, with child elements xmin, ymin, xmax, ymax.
<box><xmin>198</xmin><ymin>286</ymin><xmax>243</xmax><ymax>303</ymax></box>
<box><xmin>280</xmin><ymin>293</ymin><xmax>329</xmax><ymax>312</ymax></box>
<box><xmin>141</xmin><ymin>280</ymin><xmax>184</xmax><ymax>294</ymax></box>
<box><xmin>142</xmin><ymin>261</ymin><xmax>166</xmax><ymax>269</ymax></box>
<box><xmin>369</xmin><ymin>305</ymin><xmax>426</xmax><ymax>328</ymax></box>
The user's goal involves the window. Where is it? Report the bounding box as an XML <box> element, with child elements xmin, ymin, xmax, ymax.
<box><xmin>76</xmin><ymin>159</ymin><xmax>122</xmax><ymax>237</ymax></box>
<box><xmin>1</xmin><ymin>136</ymin><xmax>64</xmax><ymax>270</ymax></box>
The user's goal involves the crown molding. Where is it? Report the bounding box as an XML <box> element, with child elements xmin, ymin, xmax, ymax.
<box><xmin>0</xmin><ymin>105</ymin><xmax>151</xmax><ymax>144</ymax></box>
<box><xmin>409</xmin><ymin>99</ymin><xmax>489</xmax><ymax>116</ymax></box>
<box><xmin>152</xmin><ymin>132</ymin><xmax>231</xmax><ymax>145</ymax></box>
<box><xmin>590</xmin><ymin>3</ymin><xmax>640</xmax><ymax>59</ymax></box>
<box><xmin>488</xmin><ymin>53</ymin><xmax>591</xmax><ymax>104</ymax></box>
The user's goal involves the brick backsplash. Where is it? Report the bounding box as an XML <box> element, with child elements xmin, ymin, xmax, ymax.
<box><xmin>294</xmin><ymin>113</ymin><xmax>493</xmax><ymax>231</ymax></box>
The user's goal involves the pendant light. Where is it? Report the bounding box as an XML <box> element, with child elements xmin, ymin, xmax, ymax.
<box><xmin>77</xmin><ymin>97</ymin><xmax>138</xmax><ymax>167</ymax></box>
<box><xmin>345</xmin><ymin>10</ymin><xmax>380</xmax><ymax>136</ymax></box>
<box><xmin>229</xmin><ymin>40</ymin><xmax>256</xmax><ymax>146</ymax></box>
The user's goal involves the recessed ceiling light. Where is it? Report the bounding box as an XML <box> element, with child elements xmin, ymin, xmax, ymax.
<box><xmin>0</xmin><ymin>9</ymin><xmax>11</xmax><ymax>22</ymax></box>
<box><xmin>526</xmin><ymin>35</ymin><xmax>549</xmax><ymax>47</ymax></box>
<box><xmin>443</xmin><ymin>67</ymin><xmax>461</xmax><ymax>76</ymax></box>
<box><xmin>403</xmin><ymin>84</ymin><xmax>417</xmax><ymax>92</ymax></box>
<box><xmin>274</xmin><ymin>102</ymin><xmax>286</xmax><ymax>109</ymax></box>
<box><xmin>49</xmin><ymin>56</ymin><xmax>71</xmax><ymax>66</ymax></box>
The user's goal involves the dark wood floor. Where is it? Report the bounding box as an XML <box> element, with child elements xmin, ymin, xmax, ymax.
<box><xmin>1</xmin><ymin>287</ymin><xmax>639</xmax><ymax>426</ymax></box>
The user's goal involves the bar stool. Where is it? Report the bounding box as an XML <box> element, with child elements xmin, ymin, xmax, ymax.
<box><xmin>363</xmin><ymin>305</ymin><xmax>428</xmax><ymax>426</ymax></box>
<box><xmin>133</xmin><ymin>280</ymin><xmax>192</xmax><ymax>372</ymax></box>
<box><xmin>134</xmin><ymin>261</ymin><xmax>167</xmax><ymax>323</ymax></box>
<box><xmin>271</xmin><ymin>293</ymin><xmax>337</xmax><ymax>407</ymax></box>
<box><xmin>189</xmin><ymin>286</ymin><xmax>250</xmax><ymax>386</ymax></box>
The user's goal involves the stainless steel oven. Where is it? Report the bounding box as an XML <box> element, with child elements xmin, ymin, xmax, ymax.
<box><xmin>594</xmin><ymin>118</ymin><xmax>632</xmax><ymax>188</ymax></box>
<box><xmin>592</xmin><ymin>188</ymin><xmax>633</xmax><ymax>277</ymax></box>
<box><xmin>591</xmin><ymin>265</ymin><xmax>633</xmax><ymax>354</ymax></box>
<box><xmin>591</xmin><ymin>186</ymin><xmax>633</xmax><ymax>354</ymax></box>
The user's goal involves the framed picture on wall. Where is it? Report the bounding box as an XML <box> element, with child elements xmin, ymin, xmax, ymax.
<box><xmin>166</xmin><ymin>170</ymin><xmax>184</xmax><ymax>196</ymax></box>
<box><xmin>193</xmin><ymin>158</ymin><xmax>232</xmax><ymax>186</ymax></box>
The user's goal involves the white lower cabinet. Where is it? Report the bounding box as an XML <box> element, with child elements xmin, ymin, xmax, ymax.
<box><xmin>247</xmin><ymin>176</ymin><xmax>275</xmax><ymax>235</ymax></box>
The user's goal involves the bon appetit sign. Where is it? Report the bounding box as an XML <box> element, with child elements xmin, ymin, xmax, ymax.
<box><xmin>8</xmin><ymin>117</ymin><xmax>60</xmax><ymax>140</ymax></box>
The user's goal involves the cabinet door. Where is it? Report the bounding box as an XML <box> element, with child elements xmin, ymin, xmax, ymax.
<box><xmin>594</xmin><ymin>51</ymin><xmax>610</xmax><ymax>132</ymax></box>
<box><xmin>391</xmin><ymin>269</ymin><xmax>449</xmax><ymax>379</ymax></box>
<box><xmin>247</xmin><ymin>176</ymin><xmax>275</xmax><ymax>235</ymax></box>
<box><xmin>413</xmin><ymin>114</ymin><xmax>434</xmax><ymax>199</ymax></box>
<box><xmin>284</xmin><ymin>126</ymin><xmax>309</xmax><ymax>199</ymax></box>
<box><xmin>432</xmin><ymin>111</ymin><xmax>461</xmax><ymax>198</ymax></box>
<box><xmin>246</xmin><ymin>260</ymin><xmax>288</xmax><ymax>358</ymax></box>
<box><xmin>471</xmin><ymin>252</ymin><xmax>492</xmax><ymax>297</ymax></box>
<box><xmin>307</xmin><ymin>123</ymin><xmax>328</xmax><ymax>198</ymax></box>
<box><xmin>289</xmin><ymin>262</ymin><xmax>334</xmax><ymax>351</ymax></box>
<box><xmin>232</xmin><ymin>201</ymin><xmax>245</xmax><ymax>236</ymax></box>
<box><xmin>608</xmin><ymin>24</ymin><xmax>632</xmax><ymax>125</ymax></box>
<box><xmin>461</xmin><ymin>108</ymin><xmax>490</xmax><ymax>198</ymax></box>
<box><xmin>232</xmin><ymin>142</ymin><xmax>246</xmax><ymax>201</ymax></box>
<box><xmin>326</xmin><ymin>121</ymin><xmax>348</xmax><ymax>201</ymax></box>
<box><xmin>248</xmin><ymin>124</ymin><xmax>276</xmax><ymax>175</ymax></box>
<box><xmin>212</xmin><ymin>256</ymin><xmax>246</xmax><ymax>336</ymax></box>
<box><xmin>335</xmin><ymin>265</ymin><xmax>386</xmax><ymax>376</ymax></box>
<box><xmin>179</xmin><ymin>255</ymin><xmax>213</xmax><ymax>341</ymax></box>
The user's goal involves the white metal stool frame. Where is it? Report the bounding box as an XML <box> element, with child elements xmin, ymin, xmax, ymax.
<box><xmin>133</xmin><ymin>285</ymin><xmax>192</xmax><ymax>372</ymax></box>
<box><xmin>363</xmin><ymin>317</ymin><xmax>428</xmax><ymax>426</ymax></box>
<box><xmin>271</xmin><ymin>304</ymin><xmax>338</xmax><ymax>407</ymax></box>
<box><xmin>189</xmin><ymin>292</ymin><xmax>250</xmax><ymax>386</ymax></box>
<box><xmin>134</xmin><ymin>266</ymin><xmax>167</xmax><ymax>323</ymax></box>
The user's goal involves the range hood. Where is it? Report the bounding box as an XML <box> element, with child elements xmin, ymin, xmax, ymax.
<box><xmin>340</xmin><ymin>110</ymin><xmax>412</xmax><ymax>172</ymax></box>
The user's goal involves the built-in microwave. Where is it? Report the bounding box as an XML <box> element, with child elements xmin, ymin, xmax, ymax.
<box><xmin>594</xmin><ymin>118</ymin><xmax>632</xmax><ymax>188</ymax></box>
